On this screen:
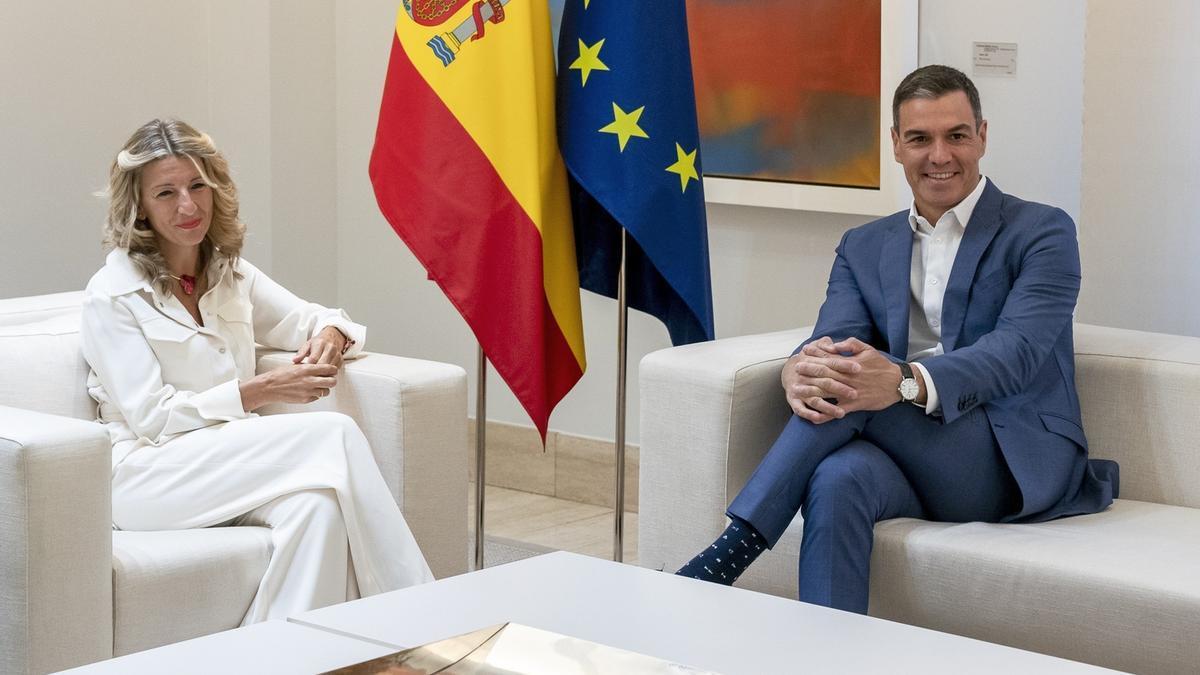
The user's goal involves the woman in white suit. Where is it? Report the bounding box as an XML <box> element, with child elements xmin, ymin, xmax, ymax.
<box><xmin>81</xmin><ymin>119</ymin><xmax>432</xmax><ymax>624</ymax></box>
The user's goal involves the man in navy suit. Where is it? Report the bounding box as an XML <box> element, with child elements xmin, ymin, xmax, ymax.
<box><xmin>677</xmin><ymin>65</ymin><xmax>1117</xmax><ymax>613</ymax></box>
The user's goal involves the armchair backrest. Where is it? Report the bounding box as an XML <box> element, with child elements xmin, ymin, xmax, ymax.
<box><xmin>0</xmin><ymin>291</ymin><xmax>97</xmax><ymax>421</ymax></box>
<box><xmin>1075</xmin><ymin>323</ymin><xmax>1200</xmax><ymax>509</ymax></box>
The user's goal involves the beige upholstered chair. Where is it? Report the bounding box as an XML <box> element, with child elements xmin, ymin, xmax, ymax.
<box><xmin>640</xmin><ymin>323</ymin><xmax>1200</xmax><ymax>675</ymax></box>
<box><xmin>0</xmin><ymin>291</ymin><xmax>470</xmax><ymax>674</ymax></box>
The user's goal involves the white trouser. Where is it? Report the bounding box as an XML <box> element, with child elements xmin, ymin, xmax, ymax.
<box><xmin>111</xmin><ymin>411</ymin><xmax>433</xmax><ymax>624</ymax></box>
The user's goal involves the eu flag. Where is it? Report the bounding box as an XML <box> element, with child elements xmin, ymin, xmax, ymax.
<box><xmin>556</xmin><ymin>0</ymin><xmax>715</xmax><ymax>346</ymax></box>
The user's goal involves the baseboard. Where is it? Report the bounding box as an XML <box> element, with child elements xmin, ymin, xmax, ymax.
<box><xmin>467</xmin><ymin>418</ymin><xmax>638</xmax><ymax>513</ymax></box>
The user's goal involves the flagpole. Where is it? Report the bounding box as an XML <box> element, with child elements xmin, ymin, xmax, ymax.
<box><xmin>613</xmin><ymin>229</ymin><xmax>628</xmax><ymax>562</ymax></box>
<box><xmin>475</xmin><ymin>345</ymin><xmax>488</xmax><ymax>571</ymax></box>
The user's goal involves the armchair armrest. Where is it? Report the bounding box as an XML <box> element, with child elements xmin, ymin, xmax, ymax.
<box><xmin>0</xmin><ymin>406</ymin><xmax>113</xmax><ymax>675</ymax></box>
<box><xmin>637</xmin><ymin>327</ymin><xmax>811</xmax><ymax>574</ymax></box>
<box><xmin>256</xmin><ymin>351</ymin><xmax>469</xmax><ymax>579</ymax></box>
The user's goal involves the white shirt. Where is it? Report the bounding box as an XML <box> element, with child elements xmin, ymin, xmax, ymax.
<box><xmin>81</xmin><ymin>249</ymin><xmax>366</xmax><ymax>467</ymax></box>
<box><xmin>905</xmin><ymin>176</ymin><xmax>989</xmax><ymax>414</ymax></box>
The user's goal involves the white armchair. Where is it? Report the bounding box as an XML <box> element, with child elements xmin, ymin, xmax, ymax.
<box><xmin>0</xmin><ymin>291</ymin><xmax>470</xmax><ymax>674</ymax></box>
<box><xmin>638</xmin><ymin>323</ymin><xmax>1200</xmax><ymax>674</ymax></box>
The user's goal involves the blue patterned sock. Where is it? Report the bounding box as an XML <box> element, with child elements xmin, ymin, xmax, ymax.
<box><xmin>675</xmin><ymin>517</ymin><xmax>765</xmax><ymax>585</ymax></box>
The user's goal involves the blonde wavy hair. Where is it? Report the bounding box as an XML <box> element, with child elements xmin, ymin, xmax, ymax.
<box><xmin>102</xmin><ymin>119</ymin><xmax>245</xmax><ymax>293</ymax></box>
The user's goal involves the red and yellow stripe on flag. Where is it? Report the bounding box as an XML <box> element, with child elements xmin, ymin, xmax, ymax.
<box><xmin>370</xmin><ymin>0</ymin><xmax>585</xmax><ymax>438</ymax></box>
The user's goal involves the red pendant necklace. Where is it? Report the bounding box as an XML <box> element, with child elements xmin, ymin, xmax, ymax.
<box><xmin>169</xmin><ymin>274</ymin><xmax>198</xmax><ymax>295</ymax></box>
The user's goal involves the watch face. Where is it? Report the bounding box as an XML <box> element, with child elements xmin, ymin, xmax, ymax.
<box><xmin>899</xmin><ymin>378</ymin><xmax>920</xmax><ymax>401</ymax></box>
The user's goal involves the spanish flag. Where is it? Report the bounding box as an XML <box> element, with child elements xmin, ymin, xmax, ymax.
<box><xmin>370</xmin><ymin>0</ymin><xmax>585</xmax><ymax>439</ymax></box>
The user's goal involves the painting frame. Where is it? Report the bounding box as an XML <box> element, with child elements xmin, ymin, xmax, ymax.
<box><xmin>700</xmin><ymin>0</ymin><xmax>919</xmax><ymax>216</ymax></box>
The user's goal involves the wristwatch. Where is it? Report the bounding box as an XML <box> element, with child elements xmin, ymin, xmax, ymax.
<box><xmin>897</xmin><ymin>362</ymin><xmax>920</xmax><ymax>403</ymax></box>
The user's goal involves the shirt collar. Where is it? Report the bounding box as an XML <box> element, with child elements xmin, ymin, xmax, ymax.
<box><xmin>908</xmin><ymin>175</ymin><xmax>989</xmax><ymax>234</ymax></box>
<box><xmin>100</xmin><ymin>248</ymin><xmax>154</xmax><ymax>297</ymax></box>
<box><xmin>98</xmin><ymin>247</ymin><xmax>234</xmax><ymax>298</ymax></box>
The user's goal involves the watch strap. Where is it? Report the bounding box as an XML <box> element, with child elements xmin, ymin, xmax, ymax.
<box><xmin>897</xmin><ymin>361</ymin><xmax>919</xmax><ymax>403</ymax></box>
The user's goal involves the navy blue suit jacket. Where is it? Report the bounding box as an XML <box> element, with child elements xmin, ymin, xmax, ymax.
<box><xmin>804</xmin><ymin>180</ymin><xmax>1114</xmax><ymax>521</ymax></box>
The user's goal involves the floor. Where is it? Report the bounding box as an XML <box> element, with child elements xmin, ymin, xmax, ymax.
<box><xmin>468</xmin><ymin>484</ymin><xmax>638</xmax><ymax>565</ymax></box>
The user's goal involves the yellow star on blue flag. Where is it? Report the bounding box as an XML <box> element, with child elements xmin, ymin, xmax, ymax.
<box><xmin>569</xmin><ymin>38</ymin><xmax>608</xmax><ymax>86</ymax></box>
<box><xmin>598</xmin><ymin>103</ymin><xmax>648</xmax><ymax>151</ymax></box>
<box><xmin>665</xmin><ymin>143</ymin><xmax>700</xmax><ymax>192</ymax></box>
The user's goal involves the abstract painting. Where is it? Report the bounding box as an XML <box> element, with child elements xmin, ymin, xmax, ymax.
<box><xmin>686</xmin><ymin>0</ymin><xmax>881</xmax><ymax>189</ymax></box>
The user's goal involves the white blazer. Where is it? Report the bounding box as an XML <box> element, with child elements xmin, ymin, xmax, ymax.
<box><xmin>81</xmin><ymin>249</ymin><xmax>366</xmax><ymax>467</ymax></box>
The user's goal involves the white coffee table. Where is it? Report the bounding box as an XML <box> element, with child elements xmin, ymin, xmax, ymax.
<box><xmin>292</xmin><ymin>551</ymin><xmax>1122</xmax><ymax>674</ymax></box>
<box><xmin>55</xmin><ymin>619</ymin><xmax>396</xmax><ymax>674</ymax></box>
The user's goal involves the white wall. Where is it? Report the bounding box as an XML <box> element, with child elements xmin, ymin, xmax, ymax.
<box><xmin>1077</xmin><ymin>1</ymin><xmax>1200</xmax><ymax>336</ymax></box>
<box><xmin>0</xmin><ymin>1</ymin><xmax>339</xmax><ymax>302</ymax></box>
<box><xmin>267</xmin><ymin>0</ymin><xmax>339</xmax><ymax>307</ymax></box>
<box><xmin>0</xmin><ymin>2</ymin><xmax>275</xmax><ymax>296</ymax></box>
<box><xmin>920</xmin><ymin>0</ymin><xmax>1086</xmax><ymax>222</ymax></box>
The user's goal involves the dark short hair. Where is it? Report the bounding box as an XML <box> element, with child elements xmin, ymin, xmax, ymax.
<box><xmin>892</xmin><ymin>65</ymin><xmax>983</xmax><ymax>130</ymax></box>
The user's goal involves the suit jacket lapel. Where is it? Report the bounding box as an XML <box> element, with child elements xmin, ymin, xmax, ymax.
<box><xmin>941</xmin><ymin>180</ymin><xmax>1004</xmax><ymax>351</ymax></box>
<box><xmin>880</xmin><ymin>218</ymin><xmax>914</xmax><ymax>358</ymax></box>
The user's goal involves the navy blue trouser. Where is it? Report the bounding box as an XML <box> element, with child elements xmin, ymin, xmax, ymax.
<box><xmin>727</xmin><ymin>402</ymin><xmax>1021</xmax><ymax>613</ymax></box>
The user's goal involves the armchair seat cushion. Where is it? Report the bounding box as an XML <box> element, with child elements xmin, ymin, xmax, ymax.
<box><xmin>111</xmin><ymin>527</ymin><xmax>271</xmax><ymax>656</ymax></box>
<box><xmin>867</xmin><ymin>499</ymin><xmax>1200</xmax><ymax>673</ymax></box>
<box><xmin>739</xmin><ymin>499</ymin><xmax>1200</xmax><ymax>674</ymax></box>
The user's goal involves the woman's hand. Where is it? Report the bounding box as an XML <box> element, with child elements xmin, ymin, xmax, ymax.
<box><xmin>239</xmin><ymin>363</ymin><xmax>339</xmax><ymax>412</ymax></box>
<box><xmin>293</xmin><ymin>326</ymin><xmax>348</xmax><ymax>369</ymax></box>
